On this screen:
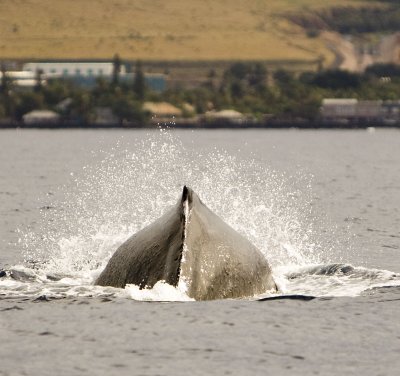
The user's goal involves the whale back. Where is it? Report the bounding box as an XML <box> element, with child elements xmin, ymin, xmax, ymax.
<box><xmin>95</xmin><ymin>190</ymin><xmax>187</xmax><ymax>289</ymax></box>
<box><xmin>181</xmin><ymin>188</ymin><xmax>276</xmax><ymax>300</ymax></box>
<box><xmin>95</xmin><ymin>186</ymin><xmax>277</xmax><ymax>299</ymax></box>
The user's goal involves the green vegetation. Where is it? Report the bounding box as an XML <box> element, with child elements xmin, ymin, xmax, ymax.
<box><xmin>160</xmin><ymin>63</ymin><xmax>400</xmax><ymax>121</ymax></box>
<box><xmin>133</xmin><ymin>61</ymin><xmax>146</xmax><ymax>101</ymax></box>
<box><xmin>289</xmin><ymin>1</ymin><xmax>400</xmax><ymax>34</ymax></box>
<box><xmin>2</xmin><ymin>62</ymin><xmax>400</xmax><ymax>125</ymax></box>
<box><xmin>365</xmin><ymin>63</ymin><xmax>400</xmax><ymax>77</ymax></box>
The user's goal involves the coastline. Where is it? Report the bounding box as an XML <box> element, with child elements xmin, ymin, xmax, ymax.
<box><xmin>1</xmin><ymin>119</ymin><xmax>399</xmax><ymax>130</ymax></box>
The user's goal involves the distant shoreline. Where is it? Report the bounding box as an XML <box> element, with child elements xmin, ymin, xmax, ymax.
<box><xmin>1</xmin><ymin>120</ymin><xmax>399</xmax><ymax>130</ymax></box>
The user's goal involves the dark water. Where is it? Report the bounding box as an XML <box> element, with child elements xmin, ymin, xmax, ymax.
<box><xmin>1</xmin><ymin>129</ymin><xmax>400</xmax><ymax>376</ymax></box>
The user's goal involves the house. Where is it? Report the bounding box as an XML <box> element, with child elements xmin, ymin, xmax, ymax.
<box><xmin>22</xmin><ymin>110</ymin><xmax>60</xmax><ymax>125</ymax></box>
<box><xmin>208</xmin><ymin>109</ymin><xmax>244</xmax><ymax>120</ymax></box>
<box><xmin>204</xmin><ymin>109</ymin><xmax>248</xmax><ymax>125</ymax></box>
<box><xmin>143</xmin><ymin>102</ymin><xmax>182</xmax><ymax>118</ymax></box>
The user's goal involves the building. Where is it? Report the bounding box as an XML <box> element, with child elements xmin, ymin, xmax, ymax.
<box><xmin>135</xmin><ymin>73</ymin><xmax>166</xmax><ymax>92</ymax></box>
<box><xmin>23</xmin><ymin>62</ymin><xmax>125</xmax><ymax>78</ymax></box>
<box><xmin>0</xmin><ymin>71</ymin><xmax>43</xmax><ymax>89</ymax></box>
<box><xmin>321</xmin><ymin>98</ymin><xmax>381</xmax><ymax>122</ymax></box>
<box><xmin>356</xmin><ymin>100</ymin><xmax>383</xmax><ymax>120</ymax></box>
<box><xmin>321</xmin><ymin>99</ymin><xmax>358</xmax><ymax>120</ymax></box>
<box><xmin>206</xmin><ymin>109</ymin><xmax>244</xmax><ymax>121</ymax></box>
<box><xmin>382</xmin><ymin>100</ymin><xmax>400</xmax><ymax>122</ymax></box>
<box><xmin>321</xmin><ymin>98</ymin><xmax>400</xmax><ymax>124</ymax></box>
<box><xmin>22</xmin><ymin>62</ymin><xmax>166</xmax><ymax>92</ymax></box>
<box><xmin>22</xmin><ymin>110</ymin><xmax>60</xmax><ymax>125</ymax></box>
<box><xmin>203</xmin><ymin>109</ymin><xmax>252</xmax><ymax>125</ymax></box>
<box><xmin>143</xmin><ymin>102</ymin><xmax>182</xmax><ymax>118</ymax></box>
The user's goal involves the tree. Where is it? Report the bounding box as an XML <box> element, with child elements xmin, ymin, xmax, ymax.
<box><xmin>111</xmin><ymin>96</ymin><xmax>146</xmax><ymax>124</ymax></box>
<box><xmin>365</xmin><ymin>63</ymin><xmax>400</xmax><ymax>78</ymax></box>
<box><xmin>312</xmin><ymin>69</ymin><xmax>361</xmax><ymax>89</ymax></box>
<box><xmin>133</xmin><ymin>60</ymin><xmax>146</xmax><ymax>101</ymax></box>
<box><xmin>14</xmin><ymin>91</ymin><xmax>44</xmax><ymax>120</ymax></box>
<box><xmin>228</xmin><ymin>63</ymin><xmax>248</xmax><ymax>80</ymax></box>
<box><xmin>70</xmin><ymin>91</ymin><xmax>93</xmax><ymax>123</ymax></box>
<box><xmin>112</xmin><ymin>53</ymin><xmax>121</xmax><ymax>86</ymax></box>
<box><xmin>34</xmin><ymin>68</ymin><xmax>44</xmax><ymax>93</ymax></box>
<box><xmin>248</xmin><ymin>63</ymin><xmax>268</xmax><ymax>93</ymax></box>
<box><xmin>0</xmin><ymin>63</ymin><xmax>15</xmax><ymax>117</ymax></box>
<box><xmin>230</xmin><ymin>81</ymin><xmax>245</xmax><ymax>99</ymax></box>
<box><xmin>273</xmin><ymin>69</ymin><xmax>294</xmax><ymax>86</ymax></box>
<box><xmin>0</xmin><ymin>63</ymin><xmax>12</xmax><ymax>94</ymax></box>
<box><xmin>42</xmin><ymin>79</ymin><xmax>73</xmax><ymax>106</ymax></box>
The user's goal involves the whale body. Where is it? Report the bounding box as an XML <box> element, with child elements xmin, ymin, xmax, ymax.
<box><xmin>96</xmin><ymin>186</ymin><xmax>277</xmax><ymax>300</ymax></box>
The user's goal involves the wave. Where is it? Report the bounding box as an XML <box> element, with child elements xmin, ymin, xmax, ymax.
<box><xmin>1</xmin><ymin>262</ymin><xmax>399</xmax><ymax>302</ymax></box>
<box><xmin>274</xmin><ymin>263</ymin><xmax>400</xmax><ymax>298</ymax></box>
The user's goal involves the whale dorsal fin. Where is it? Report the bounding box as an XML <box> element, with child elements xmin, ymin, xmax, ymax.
<box><xmin>182</xmin><ymin>185</ymin><xmax>193</xmax><ymax>207</ymax></box>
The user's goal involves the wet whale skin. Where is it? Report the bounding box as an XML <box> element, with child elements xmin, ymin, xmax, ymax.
<box><xmin>96</xmin><ymin>187</ymin><xmax>277</xmax><ymax>300</ymax></box>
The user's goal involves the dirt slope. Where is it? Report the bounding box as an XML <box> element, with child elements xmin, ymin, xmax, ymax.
<box><xmin>0</xmin><ymin>0</ymin><xmax>370</xmax><ymax>62</ymax></box>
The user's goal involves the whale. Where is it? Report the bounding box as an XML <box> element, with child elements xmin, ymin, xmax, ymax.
<box><xmin>95</xmin><ymin>186</ymin><xmax>277</xmax><ymax>300</ymax></box>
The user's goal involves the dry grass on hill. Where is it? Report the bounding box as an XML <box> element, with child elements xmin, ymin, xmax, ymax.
<box><xmin>0</xmin><ymin>0</ymin><xmax>375</xmax><ymax>63</ymax></box>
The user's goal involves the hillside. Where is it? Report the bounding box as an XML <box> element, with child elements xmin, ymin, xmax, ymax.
<box><xmin>0</xmin><ymin>0</ymin><xmax>379</xmax><ymax>64</ymax></box>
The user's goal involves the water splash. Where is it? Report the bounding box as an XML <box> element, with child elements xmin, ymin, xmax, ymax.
<box><xmin>2</xmin><ymin>129</ymin><xmax>398</xmax><ymax>301</ymax></box>
<box><xmin>125</xmin><ymin>281</ymin><xmax>194</xmax><ymax>302</ymax></box>
<box><xmin>22</xmin><ymin>130</ymin><xmax>323</xmax><ymax>274</ymax></box>
<box><xmin>274</xmin><ymin>263</ymin><xmax>400</xmax><ymax>297</ymax></box>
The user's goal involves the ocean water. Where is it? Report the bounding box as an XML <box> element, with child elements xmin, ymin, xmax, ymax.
<box><xmin>1</xmin><ymin>128</ymin><xmax>400</xmax><ymax>376</ymax></box>
<box><xmin>0</xmin><ymin>128</ymin><xmax>399</xmax><ymax>300</ymax></box>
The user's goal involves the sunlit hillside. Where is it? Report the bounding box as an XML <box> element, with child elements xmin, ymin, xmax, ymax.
<box><xmin>0</xmin><ymin>0</ymin><xmax>381</xmax><ymax>62</ymax></box>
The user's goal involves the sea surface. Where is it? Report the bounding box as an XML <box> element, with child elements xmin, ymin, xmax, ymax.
<box><xmin>1</xmin><ymin>129</ymin><xmax>400</xmax><ymax>375</ymax></box>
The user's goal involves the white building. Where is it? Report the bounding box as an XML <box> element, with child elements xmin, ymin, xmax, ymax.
<box><xmin>0</xmin><ymin>71</ymin><xmax>41</xmax><ymax>88</ymax></box>
<box><xmin>204</xmin><ymin>109</ymin><xmax>250</xmax><ymax>125</ymax></box>
<box><xmin>21</xmin><ymin>62</ymin><xmax>166</xmax><ymax>91</ymax></box>
<box><xmin>207</xmin><ymin>109</ymin><xmax>244</xmax><ymax>120</ymax></box>
<box><xmin>321</xmin><ymin>98</ymin><xmax>388</xmax><ymax>122</ymax></box>
<box><xmin>356</xmin><ymin>100</ymin><xmax>382</xmax><ymax>118</ymax></box>
<box><xmin>22</xmin><ymin>110</ymin><xmax>60</xmax><ymax>125</ymax></box>
<box><xmin>23</xmin><ymin>62</ymin><xmax>126</xmax><ymax>78</ymax></box>
<box><xmin>321</xmin><ymin>99</ymin><xmax>358</xmax><ymax>119</ymax></box>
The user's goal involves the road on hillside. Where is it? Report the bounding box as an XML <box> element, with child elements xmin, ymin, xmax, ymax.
<box><xmin>322</xmin><ymin>31</ymin><xmax>400</xmax><ymax>72</ymax></box>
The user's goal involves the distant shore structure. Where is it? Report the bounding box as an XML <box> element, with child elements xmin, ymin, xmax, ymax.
<box><xmin>22</xmin><ymin>110</ymin><xmax>60</xmax><ymax>125</ymax></box>
<box><xmin>321</xmin><ymin>98</ymin><xmax>400</xmax><ymax>124</ymax></box>
<box><xmin>0</xmin><ymin>70</ymin><xmax>41</xmax><ymax>89</ymax></box>
<box><xmin>22</xmin><ymin>61</ymin><xmax>166</xmax><ymax>92</ymax></box>
<box><xmin>23</xmin><ymin>62</ymin><xmax>125</xmax><ymax>78</ymax></box>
